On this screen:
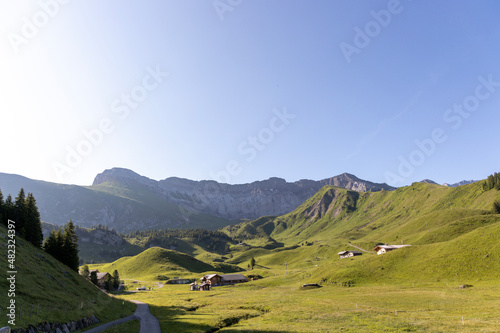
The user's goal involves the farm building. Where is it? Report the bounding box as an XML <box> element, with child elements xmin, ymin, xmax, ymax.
<box><xmin>220</xmin><ymin>274</ymin><xmax>248</xmax><ymax>285</ymax></box>
<box><xmin>338</xmin><ymin>251</ymin><xmax>362</xmax><ymax>259</ymax></box>
<box><xmin>373</xmin><ymin>244</ymin><xmax>411</xmax><ymax>255</ymax></box>
<box><xmin>90</xmin><ymin>270</ymin><xmax>110</xmax><ymax>288</ymax></box>
<box><xmin>200</xmin><ymin>274</ymin><xmax>248</xmax><ymax>287</ymax></box>
<box><xmin>199</xmin><ymin>282</ymin><xmax>210</xmax><ymax>291</ymax></box>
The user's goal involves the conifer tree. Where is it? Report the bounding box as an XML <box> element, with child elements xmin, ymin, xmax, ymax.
<box><xmin>90</xmin><ymin>271</ymin><xmax>98</xmax><ymax>286</ymax></box>
<box><xmin>62</xmin><ymin>220</ymin><xmax>79</xmax><ymax>272</ymax></box>
<box><xmin>104</xmin><ymin>274</ymin><xmax>113</xmax><ymax>291</ymax></box>
<box><xmin>43</xmin><ymin>229</ymin><xmax>64</xmax><ymax>259</ymax></box>
<box><xmin>250</xmin><ymin>257</ymin><xmax>256</xmax><ymax>270</ymax></box>
<box><xmin>493</xmin><ymin>201</ymin><xmax>500</xmax><ymax>214</ymax></box>
<box><xmin>4</xmin><ymin>195</ymin><xmax>14</xmax><ymax>226</ymax></box>
<box><xmin>112</xmin><ymin>270</ymin><xmax>120</xmax><ymax>290</ymax></box>
<box><xmin>25</xmin><ymin>192</ymin><xmax>43</xmax><ymax>248</ymax></box>
<box><xmin>14</xmin><ymin>188</ymin><xmax>27</xmax><ymax>237</ymax></box>
<box><xmin>0</xmin><ymin>189</ymin><xmax>4</xmax><ymax>226</ymax></box>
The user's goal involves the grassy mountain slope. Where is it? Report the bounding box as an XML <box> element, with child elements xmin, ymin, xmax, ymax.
<box><xmin>0</xmin><ymin>224</ymin><xmax>135</xmax><ymax>329</ymax></box>
<box><xmin>222</xmin><ymin>180</ymin><xmax>500</xmax><ymax>283</ymax></box>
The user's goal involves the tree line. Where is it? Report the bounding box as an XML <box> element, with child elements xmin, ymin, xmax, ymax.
<box><xmin>483</xmin><ymin>172</ymin><xmax>500</xmax><ymax>191</ymax></box>
<box><xmin>0</xmin><ymin>188</ymin><xmax>43</xmax><ymax>248</ymax></box>
<box><xmin>126</xmin><ymin>228</ymin><xmax>235</xmax><ymax>253</ymax></box>
<box><xmin>0</xmin><ymin>187</ymin><xmax>80</xmax><ymax>272</ymax></box>
<box><xmin>43</xmin><ymin>220</ymin><xmax>80</xmax><ymax>272</ymax></box>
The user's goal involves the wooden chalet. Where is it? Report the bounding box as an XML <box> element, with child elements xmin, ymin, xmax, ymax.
<box><xmin>90</xmin><ymin>270</ymin><xmax>110</xmax><ymax>288</ymax></box>
<box><xmin>373</xmin><ymin>244</ymin><xmax>411</xmax><ymax>255</ymax></box>
<box><xmin>338</xmin><ymin>251</ymin><xmax>362</xmax><ymax>259</ymax></box>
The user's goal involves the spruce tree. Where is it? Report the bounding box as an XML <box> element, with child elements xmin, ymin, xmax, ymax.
<box><xmin>43</xmin><ymin>229</ymin><xmax>63</xmax><ymax>259</ymax></box>
<box><xmin>90</xmin><ymin>271</ymin><xmax>98</xmax><ymax>286</ymax></box>
<box><xmin>112</xmin><ymin>270</ymin><xmax>120</xmax><ymax>290</ymax></box>
<box><xmin>104</xmin><ymin>274</ymin><xmax>113</xmax><ymax>291</ymax></box>
<box><xmin>14</xmin><ymin>188</ymin><xmax>27</xmax><ymax>237</ymax></box>
<box><xmin>493</xmin><ymin>201</ymin><xmax>500</xmax><ymax>214</ymax></box>
<box><xmin>250</xmin><ymin>257</ymin><xmax>256</xmax><ymax>270</ymax></box>
<box><xmin>0</xmin><ymin>189</ymin><xmax>4</xmax><ymax>226</ymax></box>
<box><xmin>4</xmin><ymin>195</ymin><xmax>14</xmax><ymax>225</ymax></box>
<box><xmin>62</xmin><ymin>220</ymin><xmax>79</xmax><ymax>271</ymax></box>
<box><xmin>25</xmin><ymin>193</ymin><xmax>43</xmax><ymax>248</ymax></box>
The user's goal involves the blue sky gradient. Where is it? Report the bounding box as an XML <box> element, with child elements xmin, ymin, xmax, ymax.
<box><xmin>1</xmin><ymin>0</ymin><xmax>499</xmax><ymax>187</ymax></box>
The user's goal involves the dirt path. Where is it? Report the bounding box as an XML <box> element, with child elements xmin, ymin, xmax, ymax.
<box><xmin>130</xmin><ymin>300</ymin><xmax>161</xmax><ymax>333</ymax></box>
<box><xmin>84</xmin><ymin>300</ymin><xmax>160</xmax><ymax>333</ymax></box>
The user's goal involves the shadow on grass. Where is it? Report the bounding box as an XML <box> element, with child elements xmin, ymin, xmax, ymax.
<box><xmin>148</xmin><ymin>304</ymin><xmax>282</xmax><ymax>333</ymax></box>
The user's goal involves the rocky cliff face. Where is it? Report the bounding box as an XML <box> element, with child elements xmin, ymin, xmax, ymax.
<box><xmin>93</xmin><ymin>168</ymin><xmax>395</xmax><ymax>221</ymax></box>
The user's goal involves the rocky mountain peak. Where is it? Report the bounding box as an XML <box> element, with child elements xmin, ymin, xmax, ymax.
<box><xmin>92</xmin><ymin>168</ymin><xmax>153</xmax><ymax>186</ymax></box>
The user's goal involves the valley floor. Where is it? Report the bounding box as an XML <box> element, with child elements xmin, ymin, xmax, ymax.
<box><xmin>111</xmin><ymin>278</ymin><xmax>500</xmax><ymax>332</ymax></box>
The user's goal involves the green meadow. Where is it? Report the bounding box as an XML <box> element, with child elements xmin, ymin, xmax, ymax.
<box><xmin>111</xmin><ymin>271</ymin><xmax>500</xmax><ymax>332</ymax></box>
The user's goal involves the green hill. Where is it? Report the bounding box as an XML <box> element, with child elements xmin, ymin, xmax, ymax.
<box><xmin>89</xmin><ymin>247</ymin><xmax>242</xmax><ymax>281</ymax></box>
<box><xmin>0</xmin><ymin>224</ymin><xmax>135</xmax><ymax>330</ymax></box>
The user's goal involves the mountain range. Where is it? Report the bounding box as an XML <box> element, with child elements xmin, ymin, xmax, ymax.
<box><xmin>0</xmin><ymin>168</ymin><xmax>394</xmax><ymax>232</ymax></box>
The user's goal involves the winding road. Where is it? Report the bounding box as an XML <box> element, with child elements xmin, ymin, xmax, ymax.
<box><xmin>84</xmin><ymin>300</ymin><xmax>160</xmax><ymax>333</ymax></box>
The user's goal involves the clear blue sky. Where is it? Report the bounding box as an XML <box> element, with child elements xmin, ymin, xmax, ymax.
<box><xmin>1</xmin><ymin>0</ymin><xmax>499</xmax><ymax>187</ymax></box>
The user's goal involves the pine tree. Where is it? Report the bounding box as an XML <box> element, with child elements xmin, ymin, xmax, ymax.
<box><xmin>104</xmin><ymin>274</ymin><xmax>113</xmax><ymax>291</ymax></box>
<box><xmin>62</xmin><ymin>220</ymin><xmax>79</xmax><ymax>272</ymax></box>
<box><xmin>14</xmin><ymin>188</ymin><xmax>27</xmax><ymax>237</ymax></box>
<box><xmin>250</xmin><ymin>257</ymin><xmax>256</xmax><ymax>270</ymax></box>
<box><xmin>43</xmin><ymin>229</ymin><xmax>64</xmax><ymax>259</ymax></box>
<box><xmin>4</xmin><ymin>195</ymin><xmax>14</xmax><ymax>225</ymax></box>
<box><xmin>24</xmin><ymin>193</ymin><xmax>43</xmax><ymax>248</ymax></box>
<box><xmin>0</xmin><ymin>189</ymin><xmax>4</xmax><ymax>226</ymax></box>
<box><xmin>493</xmin><ymin>201</ymin><xmax>500</xmax><ymax>214</ymax></box>
<box><xmin>112</xmin><ymin>270</ymin><xmax>120</xmax><ymax>290</ymax></box>
<box><xmin>90</xmin><ymin>271</ymin><xmax>98</xmax><ymax>286</ymax></box>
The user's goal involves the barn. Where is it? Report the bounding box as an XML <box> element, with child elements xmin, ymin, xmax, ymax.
<box><xmin>373</xmin><ymin>244</ymin><xmax>411</xmax><ymax>255</ymax></box>
<box><xmin>338</xmin><ymin>251</ymin><xmax>363</xmax><ymax>259</ymax></box>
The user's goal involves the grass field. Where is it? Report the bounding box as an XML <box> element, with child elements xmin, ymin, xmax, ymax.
<box><xmin>113</xmin><ymin>276</ymin><xmax>500</xmax><ymax>332</ymax></box>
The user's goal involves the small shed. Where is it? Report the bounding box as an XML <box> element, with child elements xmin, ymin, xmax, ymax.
<box><xmin>199</xmin><ymin>282</ymin><xmax>210</xmax><ymax>291</ymax></box>
<box><xmin>190</xmin><ymin>282</ymin><xmax>199</xmax><ymax>291</ymax></box>
<box><xmin>373</xmin><ymin>244</ymin><xmax>411</xmax><ymax>255</ymax></box>
<box><xmin>338</xmin><ymin>251</ymin><xmax>362</xmax><ymax>259</ymax></box>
